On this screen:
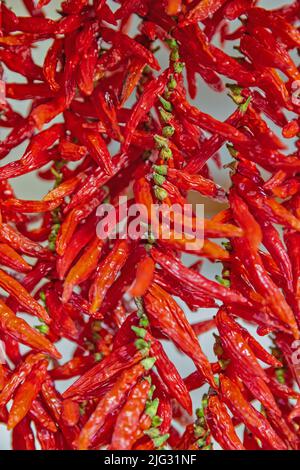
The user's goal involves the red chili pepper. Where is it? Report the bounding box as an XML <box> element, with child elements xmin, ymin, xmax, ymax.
<box><xmin>150</xmin><ymin>247</ymin><xmax>249</xmax><ymax>307</ymax></box>
<box><xmin>56</xmin><ymin>192</ymin><xmax>106</xmax><ymax>256</ymax></box>
<box><xmin>0</xmin><ymin>243</ymin><xmax>32</xmax><ymax>273</ymax></box>
<box><xmin>110</xmin><ymin>378</ymin><xmax>151</xmax><ymax>450</ymax></box>
<box><xmin>62</xmin><ymin>399</ymin><xmax>80</xmax><ymax>427</ymax></box>
<box><xmin>123</xmin><ymin>70</ymin><xmax>169</xmax><ymax>150</ymax></box>
<box><xmin>101</xmin><ymin>28</ymin><xmax>160</xmax><ymax>72</ymax></box>
<box><xmin>129</xmin><ymin>255</ymin><xmax>155</xmax><ymax>297</ymax></box>
<box><xmin>119</xmin><ymin>57</ymin><xmax>147</xmax><ymax>107</ymax></box>
<box><xmin>180</xmin><ymin>0</ymin><xmax>227</xmax><ymax>27</ymax></box>
<box><xmin>216</xmin><ymin>309</ymin><xmax>284</xmax><ymax>415</ymax></box>
<box><xmin>89</xmin><ymin>239</ymin><xmax>131</xmax><ymax>314</ymax></box>
<box><xmin>8</xmin><ymin>359</ymin><xmax>48</xmax><ymax>429</ymax></box>
<box><xmin>77</xmin><ymin>360</ymin><xmax>154</xmax><ymax>450</ymax></box>
<box><xmin>171</xmin><ymin>90</ymin><xmax>248</xmax><ymax>143</ymax></box>
<box><xmin>56</xmin><ymin>215</ymin><xmax>96</xmax><ymax>279</ymax></box>
<box><xmin>205</xmin><ymin>393</ymin><xmax>245</xmax><ymax>450</ymax></box>
<box><xmin>35</xmin><ymin>425</ymin><xmax>58</xmax><ymax>450</ymax></box>
<box><xmin>224</xmin><ymin>0</ymin><xmax>255</xmax><ymax>20</ymax></box>
<box><xmin>145</xmin><ymin>283</ymin><xmax>215</xmax><ymax>388</ymax></box>
<box><xmin>12</xmin><ymin>417</ymin><xmax>36</xmax><ymax>450</ymax></box>
<box><xmin>62</xmin><ymin>237</ymin><xmax>104</xmax><ymax>303</ymax></box>
<box><xmin>167</xmin><ymin>168</ymin><xmax>226</xmax><ymax>201</ymax></box>
<box><xmin>29</xmin><ymin>398</ymin><xmax>57</xmax><ymax>432</ymax></box>
<box><xmin>148</xmin><ymin>333</ymin><xmax>192</xmax><ymax>414</ymax></box>
<box><xmin>232</xmin><ymin>238</ymin><xmax>299</xmax><ymax>338</ymax></box>
<box><xmin>220</xmin><ymin>374</ymin><xmax>287</xmax><ymax>450</ymax></box>
<box><xmin>0</xmin><ymin>352</ymin><xmax>45</xmax><ymax>408</ymax></box>
<box><xmin>0</xmin><ymin>299</ymin><xmax>60</xmax><ymax>359</ymax></box>
<box><xmin>50</xmin><ymin>355</ymin><xmax>97</xmax><ymax>381</ymax></box>
<box><xmin>63</xmin><ymin>344</ymin><xmax>143</xmax><ymax>401</ymax></box>
<box><xmin>0</xmin><ymin>269</ymin><xmax>49</xmax><ymax>323</ymax></box>
<box><xmin>44</xmin><ymin>285</ymin><xmax>79</xmax><ymax>341</ymax></box>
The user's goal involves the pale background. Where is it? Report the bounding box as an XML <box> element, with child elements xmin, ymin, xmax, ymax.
<box><xmin>0</xmin><ymin>0</ymin><xmax>294</xmax><ymax>450</ymax></box>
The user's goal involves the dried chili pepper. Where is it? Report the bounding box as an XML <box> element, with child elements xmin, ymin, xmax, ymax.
<box><xmin>0</xmin><ymin>300</ymin><xmax>60</xmax><ymax>358</ymax></box>
<box><xmin>205</xmin><ymin>393</ymin><xmax>245</xmax><ymax>450</ymax></box>
<box><xmin>89</xmin><ymin>239</ymin><xmax>131</xmax><ymax>314</ymax></box>
<box><xmin>77</xmin><ymin>360</ymin><xmax>155</xmax><ymax>449</ymax></box>
<box><xmin>220</xmin><ymin>374</ymin><xmax>287</xmax><ymax>450</ymax></box>
<box><xmin>8</xmin><ymin>359</ymin><xmax>48</xmax><ymax>430</ymax></box>
<box><xmin>110</xmin><ymin>378</ymin><xmax>151</xmax><ymax>450</ymax></box>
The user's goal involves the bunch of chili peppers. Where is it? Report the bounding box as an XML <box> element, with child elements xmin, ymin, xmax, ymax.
<box><xmin>0</xmin><ymin>0</ymin><xmax>300</xmax><ymax>451</ymax></box>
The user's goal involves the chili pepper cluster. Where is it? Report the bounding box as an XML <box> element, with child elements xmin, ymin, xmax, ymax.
<box><xmin>0</xmin><ymin>0</ymin><xmax>300</xmax><ymax>451</ymax></box>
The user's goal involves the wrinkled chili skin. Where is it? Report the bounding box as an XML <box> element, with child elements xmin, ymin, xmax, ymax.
<box><xmin>0</xmin><ymin>0</ymin><xmax>300</xmax><ymax>452</ymax></box>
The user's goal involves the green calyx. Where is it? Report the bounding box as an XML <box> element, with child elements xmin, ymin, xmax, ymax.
<box><xmin>152</xmin><ymin>434</ymin><xmax>169</xmax><ymax>448</ymax></box>
<box><xmin>159</xmin><ymin>107</ymin><xmax>172</xmax><ymax>123</ymax></box>
<box><xmin>148</xmin><ymin>384</ymin><xmax>156</xmax><ymax>400</ymax></box>
<box><xmin>173</xmin><ymin>61</ymin><xmax>184</xmax><ymax>74</ymax></box>
<box><xmin>222</xmin><ymin>241</ymin><xmax>232</xmax><ymax>251</ymax></box>
<box><xmin>147</xmin><ymin>227</ymin><xmax>156</xmax><ymax>245</ymax></box>
<box><xmin>162</xmin><ymin>125</ymin><xmax>175</xmax><ymax>138</ymax></box>
<box><xmin>215</xmin><ymin>275</ymin><xmax>230</xmax><ymax>288</ymax></box>
<box><xmin>275</xmin><ymin>367</ymin><xmax>286</xmax><ymax>385</ymax></box>
<box><xmin>145</xmin><ymin>427</ymin><xmax>160</xmax><ymax>439</ymax></box>
<box><xmin>135</xmin><ymin>296</ymin><xmax>144</xmax><ymax>316</ymax></box>
<box><xmin>135</xmin><ymin>338</ymin><xmax>150</xmax><ymax>351</ymax></box>
<box><xmin>166</xmin><ymin>38</ymin><xmax>178</xmax><ymax>50</ymax></box>
<box><xmin>48</xmin><ymin>223</ymin><xmax>60</xmax><ymax>251</ymax></box>
<box><xmin>240</xmin><ymin>96</ymin><xmax>251</xmax><ymax>114</ymax></box>
<box><xmin>94</xmin><ymin>352</ymin><xmax>102</xmax><ymax>362</ymax></box>
<box><xmin>160</xmin><ymin>147</ymin><xmax>173</xmax><ymax>161</ymax></box>
<box><xmin>139</xmin><ymin>315</ymin><xmax>150</xmax><ymax>328</ymax></box>
<box><xmin>35</xmin><ymin>324</ymin><xmax>49</xmax><ymax>335</ymax></box>
<box><xmin>226</xmin><ymin>84</ymin><xmax>244</xmax><ymax>104</ymax></box>
<box><xmin>219</xmin><ymin>358</ymin><xmax>230</xmax><ymax>370</ymax></box>
<box><xmin>131</xmin><ymin>326</ymin><xmax>147</xmax><ymax>339</ymax></box>
<box><xmin>159</xmin><ymin>96</ymin><xmax>173</xmax><ymax>112</ymax></box>
<box><xmin>153</xmin><ymin>165</ymin><xmax>168</xmax><ymax>176</ymax></box>
<box><xmin>170</xmin><ymin>48</ymin><xmax>180</xmax><ymax>62</ymax></box>
<box><xmin>50</xmin><ymin>166</ymin><xmax>63</xmax><ymax>187</ymax></box>
<box><xmin>226</xmin><ymin>144</ymin><xmax>238</xmax><ymax>158</ymax></box>
<box><xmin>141</xmin><ymin>357</ymin><xmax>156</xmax><ymax>371</ymax></box>
<box><xmin>153</xmin><ymin>173</ymin><xmax>166</xmax><ymax>186</ymax></box>
<box><xmin>152</xmin><ymin>416</ymin><xmax>163</xmax><ymax>427</ymax></box>
<box><xmin>194</xmin><ymin>424</ymin><xmax>205</xmax><ymax>438</ymax></box>
<box><xmin>154</xmin><ymin>186</ymin><xmax>168</xmax><ymax>201</ymax></box>
<box><xmin>167</xmin><ymin>76</ymin><xmax>177</xmax><ymax>90</ymax></box>
<box><xmin>154</xmin><ymin>134</ymin><xmax>169</xmax><ymax>149</ymax></box>
<box><xmin>145</xmin><ymin>398</ymin><xmax>159</xmax><ymax>418</ymax></box>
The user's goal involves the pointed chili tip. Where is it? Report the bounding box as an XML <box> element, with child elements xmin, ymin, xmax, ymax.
<box><xmin>51</xmin><ymin>347</ymin><xmax>62</xmax><ymax>360</ymax></box>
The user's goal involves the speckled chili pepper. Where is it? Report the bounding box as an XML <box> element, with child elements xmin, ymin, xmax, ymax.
<box><xmin>205</xmin><ymin>392</ymin><xmax>245</xmax><ymax>450</ymax></box>
<box><xmin>89</xmin><ymin>239</ymin><xmax>131</xmax><ymax>314</ymax></box>
<box><xmin>0</xmin><ymin>299</ymin><xmax>60</xmax><ymax>358</ymax></box>
<box><xmin>77</xmin><ymin>360</ymin><xmax>155</xmax><ymax>450</ymax></box>
<box><xmin>110</xmin><ymin>378</ymin><xmax>151</xmax><ymax>450</ymax></box>
<box><xmin>220</xmin><ymin>374</ymin><xmax>287</xmax><ymax>450</ymax></box>
<box><xmin>8</xmin><ymin>359</ymin><xmax>48</xmax><ymax>430</ymax></box>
